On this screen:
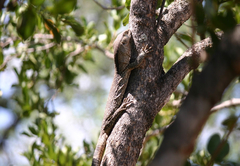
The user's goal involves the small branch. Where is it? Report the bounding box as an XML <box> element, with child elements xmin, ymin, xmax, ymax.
<box><xmin>211</xmin><ymin>98</ymin><xmax>240</xmax><ymax>113</ymax></box>
<box><xmin>160</xmin><ymin>37</ymin><xmax>212</xmax><ymax>105</ymax></box>
<box><xmin>93</xmin><ymin>0</ymin><xmax>124</xmax><ymax>10</ymax></box>
<box><xmin>28</xmin><ymin>42</ymin><xmax>56</xmax><ymax>53</ymax></box>
<box><xmin>95</xmin><ymin>45</ymin><xmax>114</xmax><ymax>59</ymax></box>
<box><xmin>33</xmin><ymin>33</ymin><xmax>53</xmax><ymax>39</ymax></box>
<box><xmin>158</xmin><ymin>0</ymin><xmax>194</xmax><ymax>45</ymax></box>
<box><xmin>0</xmin><ymin>36</ymin><xmax>18</xmax><ymax>48</ymax></box>
<box><xmin>0</xmin><ymin>55</ymin><xmax>16</xmax><ymax>71</ymax></box>
<box><xmin>66</xmin><ymin>43</ymin><xmax>114</xmax><ymax>59</ymax></box>
<box><xmin>170</xmin><ymin>98</ymin><xmax>240</xmax><ymax>113</ymax></box>
<box><xmin>66</xmin><ymin>44</ymin><xmax>84</xmax><ymax>57</ymax></box>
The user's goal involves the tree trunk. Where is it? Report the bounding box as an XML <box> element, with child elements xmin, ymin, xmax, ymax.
<box><xmin>99</xmin><ymin>0</ymin><xmax>240</xmax><ymax>165</ymax></box>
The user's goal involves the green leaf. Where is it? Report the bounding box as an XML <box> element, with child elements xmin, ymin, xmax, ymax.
<box><xmin>83</xmin><ymin>52</ymin><xmax>94</xmax><ymax>62</ymax></box>
<box><xmin>13</xmin><ymin>40</ymin><xmax>21</xmax><ymax>47</ymax></box>
<box><xmin>86</xmin><ymin>21</ymin><xmax>96</xmax><ymax>38</ymax></box>
<box><xmin>112</xmin><ymin>0</ymin><xmax>120</xmax><ymax>6</ymax></box>
<box><xmin>207</xmin><ymin>133</ymin><xmax>230</xmax><ymax>162</ymax></box>
<box><xmin>55</xmin><ymin>52</ymin><xmax>65</xmax><ymax>67</ymax></box>
<box><xmin>122</xmin><ymin>13</ymin><xmax>129</xmax><ymax>26</ymax></box>
<box><xmin>48</xmin><ymin>144</ymin><xmax>56</xmax><ymax>160</ymax></box>
<box><xmin>32</xmin><ymin>142</ymin><xmax>41</xmax><ymax>153</ymax></box>
<box><xmin>43</xmin><ymin>17</ymin><xmax>61</xmax><ymax>43</ymax></box>
<box><xmin>114</xmin><ymin>19</ymin><xmax>121</xmax><ymax>30</ymax></box>
<box><xmin>45</xmin><ymin>57</ymin><xmax>51</xmax><ymax>69</ymax></box>
<box><xmin>0</xmin><ymin>51</ymin><xmax>3</xmax><ymax>65</ymax></box>
<box><xmin>23</xmin><ymin>151</ymin><xmax>32</xmax><ymax>160</ymax></box>
<box><xmin>177</xmin><ymin>33</ymin><xmax>192</xmax><ymax>42</ymax></box>
<box><xmin>42</xmin><ymin>132</ymin><xmax>50</xmax><ymax>146</ymax></box>
<box><xmin>125</xmin><ymin>0</ymin><xmax>131</xmax><ymax>10</ymax></box>
<box><xmin>65</xmin><ymin>67</ymin><xmax>77</xmax><ymax>84</ymax></box>
<box><xmin>49</xmin><ymin>0</ymin><xmax>77</xmax><ymax>15</ymax></box>
<box><xmin>221</xmin><ymin>115</ymin><xmax>237</xmax><ymax>129</ymax></box>
<box><xmin>78</xmin><ymin>64</ymin><xmax>88</xmax><ymax>73</ymax></box>
<box><xmin>62</xmin><ymin>16</ymin><xmax>84</xmax><ymax>36</ymax></box>
<box><xmin>21</xmin><ymin>131</ymin><xmax>32</xmax><ymax>137</ymax></box>
<box><xmin>17</xmin><ymin>8</ymin><xmax>37</xmax><ymax>40</ymax></box>
<box><xmin>207</xmin><ymin>134</ymin><xmax>221</xmax><ymax>155</ymax></box>
<box><xmin>30</xmin><ymin>0</ymin><xmax>45</xmax><ymax>6</ymax></box>
<box><xmin>58</xmin><ymin>150</ymin><xmax>66</xmax><ymax>165</ymax></box>
<box><xmin>29</xmin><ymin>126</ymin><xmax>38</xmax><ymax>135</ymax></box>
<box><xmin>104</xmin><ymin>22</ymin><xmax>112</xmax><ymax>44</ymax></box>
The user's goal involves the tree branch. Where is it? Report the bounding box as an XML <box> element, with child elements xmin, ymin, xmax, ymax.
<box><xmin>211</xmin><ymin>98</ymin><xmax>240</xmax><ymax>113</ymax></box>
<box><xmin>159</xmin><ymin>37</ymin><xmax>212</xmax><ymax>107</ymax></box>
<box><xmin>150</xmin><ymin>26</ymin><xmax>240</xmax><ymax>166</ymax></box>
<box><xmin>94</xmin><ymin>45</ymin><xmax>114</xmax><ymax>59</ymax></box>
<box><xmin>158</xmin><ymin>0</ymin><xmax>195</xmax><ymax>45</ymax></box>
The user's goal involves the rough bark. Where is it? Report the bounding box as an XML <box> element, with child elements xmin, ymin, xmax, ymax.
<box><xmin>150</xmin><ymin>26</ymin><xmax>240</xmax><ymax>166</ymax></box>
<box><xmin>99</xmin><ymin>0</ymin><xmax>218</xmax><ymax>165</ymax></box>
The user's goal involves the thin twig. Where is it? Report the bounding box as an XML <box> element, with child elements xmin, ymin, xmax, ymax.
<box><xmin>95</xmin><ymin>45</ymin><xmax>114</xmax><ymax>59</ymax></box>
<box><xmin>169</xmin><ymin>98</ymin><xmax>240</xmax><ymax>112</ymax></box>
<box><xmin>0</xmin><ymin>37</ymin><xmax>18</xmax><ymax>48</ymax></box>
<box><xmin>211</xmin><ymin>98</ymin><xmax>240</xmax><ymax>113</ymax></box>
<box><xmin>66</xmin><ymin>44</ymin><xmax>84</xmax><ymax>57</ymax></box>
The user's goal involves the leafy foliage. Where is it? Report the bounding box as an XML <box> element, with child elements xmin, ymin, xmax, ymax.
<box><xmin>22</xmin><ymin>114</ymin><xmax>94</xmax><ymax>166</ymax></box>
